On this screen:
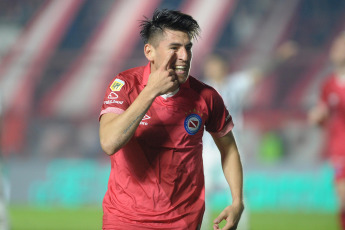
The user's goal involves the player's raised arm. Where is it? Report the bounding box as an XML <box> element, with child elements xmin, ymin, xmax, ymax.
<box><xmin>99</xmin><ymin>51</ymin><xmax>178</xmax><ymax>156</ymax></box>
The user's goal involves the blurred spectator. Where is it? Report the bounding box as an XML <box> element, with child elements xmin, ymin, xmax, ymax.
<box><xmin>230</xmin><ymin>0</ymin><xmax>273</xmax><ymax>47</ymax></box>
<box><xmin>0</xmin><ymin>0</ymin><xmax>43</xmax><ymax>58</ymax></box>
<box><xmin>201</xmin><ymin>41</ymin><xmax>297</xmax><ymax>230</ymax></box>
<box><xmin>308</xmin><ymin>31</ymin><xmax>345</xmax><ymax>230</ymax></box>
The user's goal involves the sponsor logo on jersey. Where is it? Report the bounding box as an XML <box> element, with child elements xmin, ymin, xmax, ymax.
<box><xmin>110</xmin><ymin>79</ymin><xmax>125</xmax><ymax>91</ymax></box>
<box><xmin>140</xmin><ymin>114</ymin><xmax>151</xmax><ymax>125</ymax></box>
<box><xmin>142</xmin><ymin>114</ymin><xmax>150</xmax><ymax>120</ymax></box>
<box><xmin>108</xmin><ymin>92</ymin><xmax>118</xmax><ymax>99</ymax></box>
<box><xmin>103</xmin><ymin>100</ymin><xmax>124</xmax><ymax>105</ymax></box>
<box><xmin>184</xmin><ymin>114</ymin><xmax>202</xmax><ymax>135</ymax></box>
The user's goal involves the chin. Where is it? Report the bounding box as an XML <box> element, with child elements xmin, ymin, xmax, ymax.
<box><xmin>177</xmin><ymin>74</ymin><xmax>189</xmax><ymax>84</ymax></box>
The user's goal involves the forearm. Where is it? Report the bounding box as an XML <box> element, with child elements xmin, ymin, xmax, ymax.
<box><xmin>214</xmin><ymin>132</ymin><xmax>244</xmax><ymax>204</ymax></box>
<box><xmin>100</xmin><ymin>51</ymin><xmax>179</xmax><ymax>155</ymax></box>
<box><xmin>100</xmin><ymin>87</ymin><xmax>156</xmax><ymax>155</ymax></box>
<box><xmin>213</xmin><ymin>132</ymin><xmax>244</xmax><ymax>228</ymax></box>
<box><xmin>221</xmin><ymin>146</ymin><xmax>244</xmax><ymax>204</ymax></box>
<box><xmin>213</xmin><ymin>149</ymin><xmax>244</xmax><ymax>230</ymax></box>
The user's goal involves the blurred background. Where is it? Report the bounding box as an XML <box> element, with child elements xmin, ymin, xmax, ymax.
<box><xmin>0</xmin><ymin>0</ymin><xmax>344</xmax><ymax>229</ymax></box>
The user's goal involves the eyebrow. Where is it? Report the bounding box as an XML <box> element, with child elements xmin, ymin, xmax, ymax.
<box><xmin>169</xmin><ymin>42</ymin><xmax>193</xmax><ymax>47</ymax></box>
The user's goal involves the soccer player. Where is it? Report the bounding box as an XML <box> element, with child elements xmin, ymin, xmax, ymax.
<box><xmin>308</xmin><ymin>32</ymin><xmax>345</xmax><ymax>229</ymax></box>
<box><xmin>99</xmin><ymin>9</ymin><xmax>244</xmax><ymax>230</ymax></box>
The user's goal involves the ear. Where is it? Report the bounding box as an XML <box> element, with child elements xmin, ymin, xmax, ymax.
<box><xmin>144</xmin><ymin>43</ymin><xmax>155</xmax><ymax>62</ymax></box>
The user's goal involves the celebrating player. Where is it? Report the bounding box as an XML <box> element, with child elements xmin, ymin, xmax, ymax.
<box><xmin>99</xmin><ymin>9</ymin><xmax>244</xmax><ymax>230</ymax></box>
<box><xmin>308</xmin><ymin>32</ymin><xmax>345</xmax><ymax>229</ymax></box>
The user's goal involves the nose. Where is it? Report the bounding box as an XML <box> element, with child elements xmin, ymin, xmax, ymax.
<box><xmin>177</xmin><ymin>47</ymin><xmax>189</xmax><ymax>61</ymax></box>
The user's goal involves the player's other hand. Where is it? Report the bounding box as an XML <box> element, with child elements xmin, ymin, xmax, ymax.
<box><xmin>146</xmin><ymin>51</ymin><xmax>179</xmax><ymax>97</ymax></box>
<box><xmin>213</xmin><ymin>201</ymin><xmax>244</xmax><ymax>230</ymax></box>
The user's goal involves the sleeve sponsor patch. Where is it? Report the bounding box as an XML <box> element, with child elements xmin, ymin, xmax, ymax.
<box><xmin>110</xmin><ymin>79</ymin><xmax>125</xmax><ymax>91</ymax></box>
<box><xmin>108</xmin><ymin>92</ymin><xmax>118</xmax><ymax>99</ymax></box>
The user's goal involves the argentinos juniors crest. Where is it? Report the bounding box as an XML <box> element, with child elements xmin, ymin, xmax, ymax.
<box><xmin>184</xmin><ymin>113</ymin><xmax>202</xmax><ymax>135</ymax></box>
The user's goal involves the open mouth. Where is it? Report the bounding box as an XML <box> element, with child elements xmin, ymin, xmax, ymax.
<box><xmin>174</xmin><ymin>65</ymin><xmax>188</xmax><ymax>74</ymax></box>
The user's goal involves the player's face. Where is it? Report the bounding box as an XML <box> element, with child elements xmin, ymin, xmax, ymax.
<box><xmin>151</xmin><ymin>29</ymin><xmax>193</xmax><ymax>84</ymax></box>
<box><xmin>330</xmin><ymin>35</ymin><xmax>345</xmax><ymax>67</ymax></box>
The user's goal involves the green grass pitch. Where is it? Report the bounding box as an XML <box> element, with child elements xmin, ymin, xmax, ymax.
<box><xmin>8</xmin><ymin>205</ymin><xmax>340</xmax><ymax>230</ymax></box>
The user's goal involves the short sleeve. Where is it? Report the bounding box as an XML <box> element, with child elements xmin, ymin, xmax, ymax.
<box><xmin>205</xmin><ymin>89</ymin><xmax>234</xmax><ymax>138</ymax></box>
<box><xmin>99</xmin><ymin>75</ymin><xmax>130</xmax><ymax>120</ymax></box>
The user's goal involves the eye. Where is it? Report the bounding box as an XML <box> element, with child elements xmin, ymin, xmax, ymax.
<box><xmin>170</xmin><ymin>47</ymin><xmax>178</xmax><ymax>50</ymax></box>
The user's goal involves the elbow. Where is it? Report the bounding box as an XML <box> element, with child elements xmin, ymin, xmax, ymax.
<box><xmin>100</xmin><ymin>135</ymin><xmax>129</xmax><ymax>156</ymax></box>
<box><xmin>100</xmin><ymin>144</ymin><xmax>114</xmax><ymax>156</ymax></box>
<box><xmin>102</xmin><ymin>147</ymin><xmax>117</xmax><ymax>156</ymax></box>
<box><xmin>100</xmin><ymin>137</ymin><xmax>120</xmax><ymax>156</ymax></box>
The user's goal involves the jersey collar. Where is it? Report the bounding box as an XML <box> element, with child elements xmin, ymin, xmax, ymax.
<box><xmin>142</xmin><ymin>62</ymin><xmax>190</xmax><ymax>88</ymax></box>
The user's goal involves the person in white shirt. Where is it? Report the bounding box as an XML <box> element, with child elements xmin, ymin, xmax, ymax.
<box><xmin>201</xmin><ymin>41</ymin><xmax>297</xmax><ymax>230</ymax></box>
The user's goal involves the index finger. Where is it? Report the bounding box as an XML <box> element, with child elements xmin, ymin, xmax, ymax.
<box><xmin>160</xmin><ymin>51</ymin><xmax>175</xmax><ymax>70</ymax></box>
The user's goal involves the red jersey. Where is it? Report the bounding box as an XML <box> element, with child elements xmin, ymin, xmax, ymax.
<box><xmin>99</xmin><ymin>63</ymin><xmax>233</xmax><ymax>229</ymax></box>
<box><xmin>320</xmin><ymin>73</ymin><xmax>345</xmax><ymax>161</ymax></box>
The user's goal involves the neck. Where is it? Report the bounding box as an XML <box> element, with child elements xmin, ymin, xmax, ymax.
<box><xmin>168</xmin><ymin>84</ymin><xmax>180</xmax><ymax>94</ymax></box>
<box><xmin>161</xmin><ymin>87</ymin><xmax>180</xmax><ymax>99</ymax></box>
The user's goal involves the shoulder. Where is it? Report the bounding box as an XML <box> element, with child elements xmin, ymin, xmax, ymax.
<box><xmin>189</xmin><ymin>76</ymin><xmax>219</xmax><ymax>95</ymax></box>
<box><xmin>118</xmin><ymin>66</ymin><xmax>145</xmax><ymax>83</ymax></box>
<box><xmin>109</xmin><ymin>66</ymin><xmax>145</xmax><ymax>91</ymax></box>
<box><xmin>188</xmin><ymin>76</ymin><xmax>223</xmax><ymax>102</ymax></box>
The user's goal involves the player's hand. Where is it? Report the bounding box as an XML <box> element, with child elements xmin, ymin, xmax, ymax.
<box><xmin>213</xmin><ymin>201</ymin><xmax>244</xmax><ymax>230</ymax></box>
<box><xmin>146</xmin><ymin>51</ymin><xmax>179</xmax><ymax>96</ymax></box>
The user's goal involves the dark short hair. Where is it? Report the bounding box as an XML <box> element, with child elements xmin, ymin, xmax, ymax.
<box><xmin>140</xmin><ymin>9</ymin><xmax>200</xmax><ymax>45</ymax></box>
